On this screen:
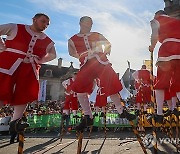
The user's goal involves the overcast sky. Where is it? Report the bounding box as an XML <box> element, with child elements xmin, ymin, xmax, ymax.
<box><xmin>1</xmin><ymin>0</ymin><xmax>165</xmax><ymax>77</ymax></box>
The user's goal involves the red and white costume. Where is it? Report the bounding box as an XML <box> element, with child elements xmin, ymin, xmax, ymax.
<box><xmin>94</xmin><ymin>78</ymin><xmax>107</xmax><ymax>107</ymax></box>
<box><xmin>0</xmin><ymin>24</ymin><xmax>55</xmax><ymax>105</ymax></box>
<box><xmin>132</xmin><ymin>69</ymin><xmax>151</xmax><ymax>103</ymax></box>
<box><xmin>68</xmin><ymin>32</ymin><xmax>122</xmax><ymax>96</ymax></box>
<box><xmin>151</xmin><ymin>15</ymin><xmax>180</xmax><ymax>93</ymax></box>
<box><xmin>62</xmin><ymin>78</ymin><xmax>78</xmax><ymax>111</ymax></box>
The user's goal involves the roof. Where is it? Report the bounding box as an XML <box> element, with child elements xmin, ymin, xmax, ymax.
<box><xmin>39</xmin><ymin>64</ymin><xmax>79</xmax><ymax>79</ymax></box>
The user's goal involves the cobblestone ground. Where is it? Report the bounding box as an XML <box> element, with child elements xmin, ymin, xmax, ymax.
<box><xmin>0</xmin><ymin>129</ymin><xmax>179</xmax><ymax>154</ymax></box>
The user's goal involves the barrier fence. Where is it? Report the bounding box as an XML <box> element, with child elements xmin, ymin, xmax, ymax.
<box><xmin>27</xmin><ymin>113</ymin><xmax>136</xmax><ymax>129</ymax></box>
<box><xmin>27</xmin><ymin>109</ymin><xmax>180</xmax><ymax>129</ymax></box>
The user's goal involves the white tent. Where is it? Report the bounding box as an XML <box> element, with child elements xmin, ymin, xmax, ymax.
<box><xmin>119</xmin><ymin>79</ymin><xmax>132</xmax><ymax>100</ymax></box>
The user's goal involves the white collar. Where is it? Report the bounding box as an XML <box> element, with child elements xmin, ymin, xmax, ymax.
<box><xmin>25</xmin><ymin>25</ymin><xmax>47</xmax><ymax>39</ymax></box>
<box><xmin>76</xmin><ymin>32</ymin><xmax>92</xmax><ymax>37</ymax></box>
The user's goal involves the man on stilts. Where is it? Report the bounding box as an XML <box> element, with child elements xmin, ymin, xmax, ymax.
<box><xmin>61</xmin><ymin>72</ymin><xmax>79</xmax><ymax>135</ymax></box>
<box><xmin>0</xmin><ymin>13</ymin><xmax>56</xmax><ymax>144</ymax></box>
<box><xmin>94</xmin><ymin>78</ymin><xmax>107</xmax><ymax>118</ymax></box>
<box><xmin>149</xmin><ymin>10</ymin><xmax>180</xmax><ymax>123</ymax></box>
<box><xmin>68</xmin><ymin>16</ymin><xmax>136</xmax><ymax>133</ymax></box>
<box><xmin>132</xmin><ymin>65</ymin><xmax>151</xmax><ymax>116</ymax></box>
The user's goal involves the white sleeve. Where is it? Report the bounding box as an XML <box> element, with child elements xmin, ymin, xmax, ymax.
<box><xmin>0</xmin><ymin>23</ymin><xmax>17</xmax><ymax>52</ymax></box>
<box><xmin>0</xmin><ymin>23</ymin><xmax>17</xmax><ymax>36</ymax></box>
<box><xmin>62</xmin><ymin>79</ymin><xmax>70</xmax><ymax>89</ymax></box>
<box><xmin>150</xmin><ymin>19</ymin><xmax>159</xmax><ymax>49</ymax></box>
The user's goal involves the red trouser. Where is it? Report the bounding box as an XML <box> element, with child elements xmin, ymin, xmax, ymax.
<box><xmin>136</xmin><ymin>86</ymin><xmax>151</xmax><ymax>103</ymax></box>
<box><xmin>94</xmin><ymin>94</ymin><xmax>107</xmax><ymax>107</ymax></box>
<box><xmin>154</xmin><ymin>60</ymin><xmax>180</xmax><ymax>95</ymax></box>
<box><xmin>71</xmin><ymin>58</ymin><xmax>123</xmax><ymax>96</ymax></box>
<box><xmin>63</xmin><ymin>94</ymin><xmax>78</xmax><ymax>110</ymax></box>
<box><xmin>0</xmin><ymin>63</ymin><xmax>39</xmax><ymax>105</ymax></box>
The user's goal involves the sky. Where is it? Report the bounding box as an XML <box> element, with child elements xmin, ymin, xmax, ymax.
<box><xmin>0</xmin><ymin>0</ymin><xmax>165</xmax><ymax>77</ymax></box>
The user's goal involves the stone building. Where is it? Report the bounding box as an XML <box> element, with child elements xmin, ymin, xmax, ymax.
<box><xmin>39</xmin><ymin>58</ymin><xmax>78</xmax><ymax>101</ymax></box>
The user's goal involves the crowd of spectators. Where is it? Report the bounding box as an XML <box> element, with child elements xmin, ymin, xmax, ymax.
<box><xmin>0</xmin><ymin>100</ymin><xmax>64</xmax><ymax>118</ymax></box>
<box><xmin>0</xmin><ymin>97</ymin><xmax>137</xmax><ymax>119</ymax></box>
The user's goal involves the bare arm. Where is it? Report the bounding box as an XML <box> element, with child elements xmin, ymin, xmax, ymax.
<box><xmin>0</xmin><ymin>23</ymin><xmax>17</xmax><ymax>52</ymax></box>
<box><xmin>99</xmin><ymin>34</ymin><xmax>111</xmax><ymax>55</ymax></box>
<box><xmin>149</xmin><ymin>19</ymin><xmax>159</xmax><ymax>52</ymax></box>
<box><xmin>36</xmin><ymin>42</ymin><xmax>57</xmax><ymax>64</ymax></box>
<box><xmin>68</xmin><ymin>39</ymin><xmax>79</xmax><ymax>58</ymax></box>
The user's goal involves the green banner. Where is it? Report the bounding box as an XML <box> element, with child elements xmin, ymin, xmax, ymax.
<box><xmin>27</xmin><ymin>113</ymin><xmax>136</xmax><ymax>129</ymax></box>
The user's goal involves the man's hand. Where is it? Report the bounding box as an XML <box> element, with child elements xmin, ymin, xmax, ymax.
<box><xmin>148</xmin><ymin>45</ymin><xmax>154</xmax><ymax>52</ymax></box>
<box><xmin>104</xmin><ymin>50</ymin><xmax>110</xmax><ymax>55</ymax></box>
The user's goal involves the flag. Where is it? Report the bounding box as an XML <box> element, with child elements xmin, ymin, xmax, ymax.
<box><xmin>144</xmin><ymin>60</ymin><xmax>151</xmax><ymax>71</ymax></box>
<box><xmin>38</xmin><ymin>80</ymin><xmax>47</xmax><ymax>102</ymax></box>
<box><xmin>127</xmin><ymin>60</ymin><xmax>130</xmax><ymax>68</ymax></box>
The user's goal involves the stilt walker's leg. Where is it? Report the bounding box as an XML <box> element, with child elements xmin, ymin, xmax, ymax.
<box><xmin>103</xmin><ymin>106</ymin><xmax>107</xmax><ymax>138</ymax></box>
<box><xmin>129</xmin><ymin>120</ymin><xmax>147</xmax><ymax>154</ymax></box>
<box><xmin>150</xmin><ymin>51</ymin><xmax>158</xmax><ymax>154</ymax></box>
<box><xmin>119</xmin><ymin>98</ymin><xmax>147</xmax><ymax>153</ymax></box>
<box><xmin>76</xmin><ymin>93</ymin><xmax>94</xmax><ymax>153</ymax></box>
<box><xmin>11</xmin><ymin>112</ymin><xmax>29</xmax><ymax>154</ymax></box>
<box><xmin>175</xmin><ymin>100</ymin><xmax>180</xmax><ymax>152</ymax></box>
<box><xmin>60</xmin><ymin>114</ymin><xmax>65</xmax><ymax>142</ymax></box>
<box><xmin>18</xmin><ymin>131</ymin><xmax>24</xmax><ymax>154</ymax></box>
<box><xmin>88</xmin><ymin>125</ymin><xmax>93</xmax><ymax>138</ymax></box>
<box><xmin>77</xmin><ymin>131</ymin><xmax>83</xmax><ymax>154</ymax></box>
<box><xmin>77</xmin><ymin>109</ymin><xmax>83</xmax><ymax>153</ymax></box>
<box><xmin>137</xmin><ymin>85</ymin><xmax>145</xmax><ymax>133</ymax></box>
<box><xmin>169</xmin><ymin>114</ymin><xmax>173</xmax><ymax>139</ymax></box>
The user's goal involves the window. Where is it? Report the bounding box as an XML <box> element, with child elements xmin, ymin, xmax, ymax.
<box><xmin>46</xmin><ymin>85</ymin><xmax>51</xmax><ymax>100</ymax></box>
<box><xmin>44</xmin><ymin>69</ymin><xmax>53</xmax><ymax>77</ymax></box>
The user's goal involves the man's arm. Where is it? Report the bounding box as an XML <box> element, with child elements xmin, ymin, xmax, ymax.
<box><xmin>36</xmin><ymin>42</ymin><xmax>56</xmax><ymax>64</ymax></box>
<box><xmin>0</xmin><ymin>23</ymin><xmax>17</xmax><ymax>52</ymax></box>
<box><xmin>68</xmin><ymin>39</ymin><xmax>79</xmax><ymax>58</ymax></box>
<box><xmin>149</xmin><ymin>19</ymin><xmax>159</xmax><ymax>52</ymax></box>
<box><xmin>99</xmin><ymin>34</ymin><xmax>111</xmax><ymax>55</ymax></box>
<box><xmin>62</xmin><ymin>79</ymin><xmax>70</xmax><ymax>89</ymax></box>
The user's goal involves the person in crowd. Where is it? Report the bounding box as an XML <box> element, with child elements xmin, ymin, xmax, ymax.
<box><xmin>132</xmin><ymin>65</ymin><xmax>151</xmax><ymax>116</ymax></box>
<box><xmin>61</xmin><ymin>73</ymin><xmax>79</xmax><ymax>134</ymax></box>
<box><xmin>94</xmin><ymin>78</ymin><xmax>107</xmax><ymax>117</ymax></box>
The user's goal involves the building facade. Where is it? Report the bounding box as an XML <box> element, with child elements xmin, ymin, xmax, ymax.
<box><xmin>39</xmin><ymin>58</ymin><xmax>78</xmax><ymax>101</ymax></box>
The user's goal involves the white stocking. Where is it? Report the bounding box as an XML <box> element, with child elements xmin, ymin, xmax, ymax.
<box><xmin>102</xmin><ymin>106</ymin><xmax>106</xmax><ymax>113</ymax></box>
<box><xmin>176</xmin><ymin>92</ymin><xmax>180</xmax><ymax>101</ymax></box>
<box><xmin>11</xmin><ymin>104</ymin><xmax>27</xmax><ymax>121</ymax></box>
<box><xmin>110</xmin><ymin>94</ymin><xmax>123</xmax><ymax>114</ymax></box>
<box><xmin>95</xmin><ymin>106</ymin><xmax>99</xmax><ymax>114</ymax></box>
<box><xmin>63</xmin><ymin>109</ymin><xmax>70</xmax><ymax>115</ymax></box>
<box><xmin>144</xmin><ymin>104</ymin><xmax>147</xmax><ymax>111</ymax></box>
<box><xmin>155</xmin><ymin>90</ymin><xmax>164</xmax><ymax>115</ymax></box>
<box><xmin>166</xmin><ymin>100</ymin><xmax>172</xmax><ymax>111</ymax></box>
<box><xmin>77</xmin><ymin>93</ymin><xmax>93</xmax><ymax>118</ymax></box>
<box><xmin>137</xmin><ymin>103</ymin><xmax>140</xmax><ymax>110</ymax></box>
<box><xmin>172</xmin><ymin>96</ymin><xmax>177</xmax><ymax>110</ymax></box>
<box><xmin>72</xmin><ymin>110</ymin><xmax>77</xmax><ymax>116</ymax></box>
